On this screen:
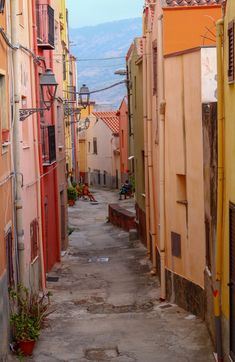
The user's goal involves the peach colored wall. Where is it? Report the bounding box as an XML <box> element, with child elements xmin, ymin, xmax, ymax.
<box><xmin>119</xmin><ymin>98</ymin><xmax>128</xmax><ymax>181</ymax></box>
<box><xmin>164</xmin><ymin>49</ymin><xmax>210</xmax><ymax>287</ymax></box>
<box><xmin>163</xmin><ymin>7</ymin><xmax>222</xmax><ymax>56</ymax></box>
<box><xmin>17</xmin><ymin>0</ymin><xmax>41</xmax><ymax>279</ymax></box>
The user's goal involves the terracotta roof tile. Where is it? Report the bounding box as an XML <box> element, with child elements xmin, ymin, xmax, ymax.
<box><xmin>163</xmin><ymin>0</ymin><xmax>224</xmax><ymax>6</ymax></box>
<box><xmin>92</xmin><ymin>112</ymin><xmax>119</xmax><ymax>134</ymax></box>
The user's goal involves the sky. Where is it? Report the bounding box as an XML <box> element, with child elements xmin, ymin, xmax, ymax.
<box><xmin>66</xmin><ymin>0</ymin><xmax>144</xmax><ymax>28</ymax></box>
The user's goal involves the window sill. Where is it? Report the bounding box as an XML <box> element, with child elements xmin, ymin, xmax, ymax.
<box><xmin>23</xmin><ymin>145</ymin><xmax>30</xmax><ymax>150</ymax></box>
<box><xmin>177</xmin><ymin>200</ymin><xmax>188</xmax><ymax>206</ymax></box>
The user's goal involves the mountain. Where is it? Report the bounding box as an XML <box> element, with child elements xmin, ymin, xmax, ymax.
<box><xmin>69</xmin><ymin>18</ymin><xmax>142</xmax><ymax>109</ymax></box>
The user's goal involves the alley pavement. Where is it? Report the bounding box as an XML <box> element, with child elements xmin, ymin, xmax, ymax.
<box><xmin>24</xmin><ymin>188</ymin><xmax>214</xmax><ymax>362</ymax></box>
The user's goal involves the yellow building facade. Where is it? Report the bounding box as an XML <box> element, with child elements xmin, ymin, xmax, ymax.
<box><xmin>216</xmin><ymin>1</ymin><xmax>235</xmax><ymax>360</ymax></box>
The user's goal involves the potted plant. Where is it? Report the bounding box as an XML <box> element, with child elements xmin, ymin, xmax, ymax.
<box><xmin>67</xmin><ymin>186</ymin><xmax>78</xmax><ymax>206</ymax></box>
<box><xmin>9</xmin><ymin>285</ymin><xmax>53</xmax><ymax>357</ymax></box>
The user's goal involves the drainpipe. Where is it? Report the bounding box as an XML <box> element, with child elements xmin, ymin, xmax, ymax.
<box><xmin>11</xmin><ymin>0</ymin><xmax>25</xmax><ymax>285</ymax></box>
<box><xmin>143</xmin><ymin>37</ymin><xmax>151</xmax><ymax>256</ymax></box>
<box><xmin>214</xmin><ymin>18</ymin><xmax>224</xmax><ymax>362</ymax></box>
<box><xmin>146</xmin><ymin>28</ymin><xmax>157</xmax><ymax>274</ymax></box>
<box><xmin>158</xmin><ymin>14</ymin><xmax>166</xmax><ymax>300</ymax></box>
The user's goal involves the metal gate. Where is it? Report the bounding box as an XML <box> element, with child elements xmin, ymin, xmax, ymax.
<box><xmin>229</xmin><ymin>203</ymin><xmax>235</xmax><ymax>361</ymax></box>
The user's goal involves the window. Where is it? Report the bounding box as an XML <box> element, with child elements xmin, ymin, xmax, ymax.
<box><xmin>93</xmin><ymin>137</ymin><xmax>97</xmax><ymax>154</ymax></box>
<box><xmin>121</xmin><ymin>130</ymin><xmax>124</xmax><ymax>148</ymax></box>
<box><xmin>5</xmin><ymin>228</ymin><xmax>14</xmax><ymax>287</ymax></box>
<box><xmin>30</xmin><ymin>219</ymin><xmax>39</xmax><ymax>262</ymax></box>
<box><xmin>153</xmin><ymin>45</ymin><xmax>157</xmax><ymax>94</ymax></box>
<box><xmin>63</xmin><ymin>54</ymin><xmax>66</xmax><ymax>81</ymax></box>
<box><xmin>36</xmin><ymin>3</ymin><xmax>55</xmax><ymax>49</ymax></box>
<box><xmin>0</xmin><ymin>74</ymin><xmax>7</xmax><ymax>129</ymax></box>
<box><xmin>0</xmin><ymin>0</ymin><xmax>5</xmax><ymax>13</ymax></box>
<box><xmin>88</xmin><ymin>141</ymin><xmax>90</xmax><ymax>153</ymax></box>
<box><xmin>228</xmin><ymin>21</ymin><xmax>235</xmax><ymax>83</ymax></box>
<box><xmin>41</xmin><ymin>125</ymin><xmax>56</xmax><ymax>165</ymax></box>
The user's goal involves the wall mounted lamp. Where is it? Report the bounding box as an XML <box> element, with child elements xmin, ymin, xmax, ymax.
<box><xmin>19</xmin><ymin>69</ymin><xmax>58</xmax><ymax>121</ymax></box>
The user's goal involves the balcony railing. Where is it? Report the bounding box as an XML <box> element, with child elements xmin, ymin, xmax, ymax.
<box><xmin>36</xmin><ymin>4</ymin><xmax>55</xmax><ymax>49</ymax></box>
<box><xmin>41</xmin><ymin>125</ymin><xmax>56</xmax><ymax>165</ymax></box>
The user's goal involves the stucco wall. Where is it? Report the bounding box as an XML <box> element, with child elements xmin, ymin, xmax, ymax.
<box><xmin>86</xmin><ymin>116</ymin><xmax>120</xmax><ymax>188</ymax></box>
<box><xmin>165</xmin><ymin>49</ymin><xmax>205</xmax><ymax>288</ymax></box>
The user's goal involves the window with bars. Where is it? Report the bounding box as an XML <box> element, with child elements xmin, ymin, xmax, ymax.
<box><xmin>228</xmin><ymin>21</ymin><xmax>235</xmax><ymax>84</ymax></box>
<box><xmin>30</xmin><ymin>219</ymin><xmax>39</xmax><ymax>262</ymax></box>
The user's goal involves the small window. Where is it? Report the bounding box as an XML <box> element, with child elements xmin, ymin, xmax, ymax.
<box><xmin>30</xmin><ymin>219</ymin><xmax>39</xmax><ymax>262</ymax></box>
<box><xmin>153</xmin><ymin>45</ymin><xmax>157</xmax><ymax>94</ymax></box>
<box><xmin>63</xmin><ymin>54</ymin><xmax>66</xmax><ymax>81</ymax></box>
<box><xmin>0</xmin><ymin>0</ymin><xmax>5</xmax><ymax>13</ymax></box>
<box><xmin>228</xmin><ymin>21</ymin><xmax>235</xmax><ymax>83</ymax></box>
<box><xmin>93</xmin><ymin>137</ymin><xmax>97</xmax><ymax>154</ymax></box>
<box><xmin>88</xmin><ymin>141</ymin><xmax>90</xmax><ymax>153</ymax></box>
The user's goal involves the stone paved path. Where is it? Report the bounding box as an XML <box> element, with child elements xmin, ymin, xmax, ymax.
<box><xmin>24</xmin><ymin>188</ymin><xmax>214</xmax><ymax>362</ymax></box>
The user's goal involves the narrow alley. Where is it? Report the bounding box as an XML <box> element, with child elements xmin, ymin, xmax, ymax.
<box><xmin>26</xmin><ymin>189</ymin><xmax>214</xmax><ymax>362</ymax></box>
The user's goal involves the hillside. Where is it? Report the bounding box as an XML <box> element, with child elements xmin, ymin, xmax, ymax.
<box><xmin>69</xmin><ymin>18</ymin><xmax>142</xmax><ymax>109</ymax></box>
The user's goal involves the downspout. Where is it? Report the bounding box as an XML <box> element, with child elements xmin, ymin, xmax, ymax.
<box><xmin>11</xmin><ymin>0</ymin><xmax>25</xmax><ymax>285</ymax></box>
<box><xmin>146</xmin><ymin>28</ymin><xmax>157</xmax><ymax>274</ymax></box>
<box><xmin>31</xmin><ymin>0</ymin><xmax>46</xmax><ymax>290</ymax></box>
<box><xmin>158</xmin><ymin>14</ymin><xmax>166</xmax><ymax>300</ymax></box>
<box><xmin>214</xmin><ymin>18</ymin><xmax>224</xmax><ymax>362</ymax></box>
<box><xmin>143</xmin><ymin>37</ymin><xmax>151</xmax><ymax>256</ymax></box>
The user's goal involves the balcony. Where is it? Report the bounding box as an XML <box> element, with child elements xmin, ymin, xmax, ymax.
<box><xmin>41</xmin><ymin>125</ymin><xmax>56</xmax><ymax>166</ymax></box>
<box><xmin>36</xmin><ymin>4</ymin><xmax>55</xmax><ymax>49</ymax></box>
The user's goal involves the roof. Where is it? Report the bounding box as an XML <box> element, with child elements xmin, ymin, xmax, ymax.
<box><xmin>92</xmin><ymin>112</ymin><xmax>119</xmax><ymax>134</ymax></box>
<box><xmin>162</xmin><ymin>0</ymin><xmax>224</xmax><ymax>6</ymax></box>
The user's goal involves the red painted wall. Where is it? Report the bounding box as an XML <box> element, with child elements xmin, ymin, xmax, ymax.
<box><xmin>32</xmin><ymin>0</ymin><xmax>60</xmax><ymax>273</ymax></box>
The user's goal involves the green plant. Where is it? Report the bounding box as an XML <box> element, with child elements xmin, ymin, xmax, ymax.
<box><xmin>67</xmin><ymin>186</ymin><xmax>78</xmax><ymax>201</ymax></box>
<box><xmin>72</xmin><ymin>181</ymin><xmax>77</xmax><ymax>188</ymax></box>
<box><xmin>9</xmin><ymin>285</ymin><xmax>53</xmax><ymax>342</ymax></box>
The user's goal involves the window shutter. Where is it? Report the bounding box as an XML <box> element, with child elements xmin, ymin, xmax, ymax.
<box><xmin>228</xmin><ymin>21</ymin><xmax>235</xmax><ymax>83</ymax></box>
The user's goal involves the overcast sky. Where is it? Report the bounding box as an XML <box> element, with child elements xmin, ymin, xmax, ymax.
<box><xmin>66</xmin><ymin>0</ymin><xmax>144</xmax><ymax>28</ymax></box>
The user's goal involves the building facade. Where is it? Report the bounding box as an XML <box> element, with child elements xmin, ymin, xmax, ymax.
<box><xmin>86</xmin><ymin>112</ymin><xmax>120</xmax><ymax>189</ymax></box>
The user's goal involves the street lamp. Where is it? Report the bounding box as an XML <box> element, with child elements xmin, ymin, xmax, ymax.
<box><xmin>79</xmin><ymin>84</ymin><xmax>90</xmax><ymax>108</ymax></box>
<box><xmin>20</xmin><ymin>68</ymin><xmax>58</xmax><ymax>121</ymax></box>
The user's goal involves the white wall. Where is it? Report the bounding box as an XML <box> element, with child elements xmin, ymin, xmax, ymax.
<box><xmin>86</xmin><ymin>115</ymin><xmax>120</xmax><ymax>188</ymax></box>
